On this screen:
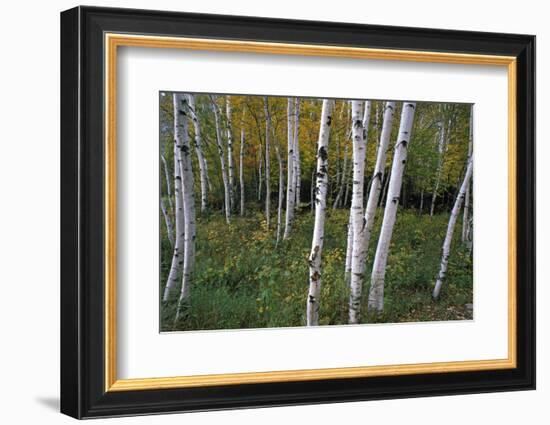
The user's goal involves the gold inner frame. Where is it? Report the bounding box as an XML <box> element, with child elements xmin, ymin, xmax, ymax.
<box><xmin>104</xmin><ymin>33</ymin><xmax>518</xmax><ymax>392</ymax></box>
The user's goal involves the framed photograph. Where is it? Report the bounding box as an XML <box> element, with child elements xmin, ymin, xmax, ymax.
<box><xmin>60</xmin><ymin>6</ymin><xmax>535</xmax><ymax>419</ymax></box>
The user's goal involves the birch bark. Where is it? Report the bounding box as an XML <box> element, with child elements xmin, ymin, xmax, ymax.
<box><xmin>161</xmin><ymin>154</ymin><xmax>174</xmax><ymax>215</ymax></box>
<box><xmin>211</xmin><ymin>96</ymin><xmax>231</xmax><ymax>224</ymax></box>
<box><xmin>368</xmin><ymin>102</ymin><xmax>416</xmax><ymax>312</ymax></box>
<box><xmin>294</xmin><ymin>98</ymin><xmax>301</xmax><ymax>210</ymax></box>
<box><xmin>174</xmin><ymin>95</ymin><xmax>196</xmax><ymax>319</ymax></box>
<box><xmin>307</xmin><ymin>99</ymin><xmax>334</xmax><ymax>326</ymax></box>
<box><xmin>348</xmin><ymin>101</ymin><xmax>367</xmax><ymax>324</ymax></box>
<box><xmin>462</xmin><ymin>106</ymin><xmax>473</xmax><ymax>243</ymax></box>
<box><xmin>186</xmin><ymin>94</ymin><xmax>209</xmax><ymax>213</ymax></box>
<box><xmin>162</xmin><ymin>94</ymin><xmax>186</xmax><ymax>302</ymax></box>
<box><xmin>274</xmin><ymin>137</ymin><xmax>285</xmax><ymax>246</ymax></box>
<box><xmin>283</xmin><ymin>98</ymin><xmax>295</xmax><ymax>239</ymax></box>
<box><xmin>362</xmin><ymin>101</ymin><xmax>396</xmax><ymax>247</ymax></box>
<box><xmin>225</xmin><ymin>96</ymin><xmax>235</xmax><ymax>211</ymax></box>
<box><xmin>264</xmin><ymin>97</ymin><xmax>271</xmax><ymax>229</ymax></box>
<box><xmin>430</xmin><ymin>109</ymin><xmax>449</xmax><ymax>216</ymax></box>
<box><xmin>332</xmin><ymin>144</ymin><xmax>348</xmax><ymax>209</ymax></box>
<box><xmin>239</xmin><ymin>108</ymin><xmax>246</xmax><ymax>216</ymax></box>
<box><xmin>160</xmin><ymin>196</ymin><xmax>174</xmax><ymax>248</ymax></box>
<box><xmin>433</xmin><ymin>156</ymin><xmax>474</xmax><ymax>299</ymax></box>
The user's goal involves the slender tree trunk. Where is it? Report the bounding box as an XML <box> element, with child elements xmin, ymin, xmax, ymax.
<box><xmin>307</xmin><ymin>99</ymin><xmax>334</xmax><ymax>326</ymax></box>
<box><xmin>211</xmin><ymin>96</ymin><xmax>231</xmax><ymax>224</ymax></box>
<box><xmin>368</xmin><ymin>102</ymin><xmax>416</xmax><ymax>312</ymax></box>
<box><xmin>240</xmin><ymin>108</ymin><xmax>246</xmax><ymax>216</ymax></box>
<box><xmin>161</xmin><ymin>154</ymin><xmax>174</xmax><ymax>215</ymax></box>
<box><xmin>186</xmin><ymin>94</ymin><xmax>209</xmax><ymax>213</ymax></box>
<box><xmin>343</xmin><ymin>164</ymin><xmax>351</xmax><ymax>207</ymax></box>
<box><xmin>257</xmin><ymin>141</ymin><xmax>263</xmax><ymax>201</ymax></box>
<box><xmin>275</xmin><ymin>140</ymin><xmax>285</xmax><ymax>246</ymax></box>
<box><xmin>225</xmin><ymin>96</ymin><xmax>235</xmax><ymax>211</ymax></box>
<box><xmin>351</xmin><ymin>102</ymin><xmax>395</xmax><ymax>318</ymax></box>
<box><xmin>163</xmin><ymin>94</ymin><xmax>186</xmax><ymax>302</ymax></box>
<box><xmin>344</xmin><ymin>214</ymin><xmax>353</xmax><ymax>279</ymax></box>
<box><xmin>160</xmin><ymin>196</ymin><xmax>174</xmax><ymax>248</ymax></box>
<box><xmin>174</xmin><ymin>96</ymin><xmax>197</xmax><ymax>319</ymax></box>
<box><xmin>294</xmin><ymin>98</ymin><xmax>301</xmax><ymax>210</ymax></box>
<box><xmin>419</xmin><ymin>189</ymin><xmax>424</xmax><ymax>214</ymax></box>
<box><xmin>333</xmin><ymin>144</ymin><xmax>349</xmax><ymax>209</ymax></box>
<box><xmin>462</xmin><ymin>106</ymin><xmax>473</xmax><ymax>243</ymax></box>
<box><xmin>264</xmin><ymin>97</ymin><xmax>271</xmax><ymax>229</ymax></box>
<box><xmin>348</xmin><ymin>101</ymin><xmax>367</xmax><ymax>324</ymax></box>
<box><xmin>283</xmin><ymin>98</ymin><xmax>295</xmax><ymax>239</ymax></box>
<box><xmin>430</xmin><ymin>111</ymin><xmax>448</xmax><ymax>216</ymax></box>
<box><xmin>433</xmin><ymin>156</ymin><xmax>474</xmax><ymax>299</ymax></box>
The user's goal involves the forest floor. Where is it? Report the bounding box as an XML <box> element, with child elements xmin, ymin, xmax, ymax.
<box><xmin>160</xmin><ymin>207</ymin><xmax>473</xmax><ymax>332</ymax></box>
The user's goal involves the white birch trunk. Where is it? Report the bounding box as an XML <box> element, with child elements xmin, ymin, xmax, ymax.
<box><xmin>161</xmin><ymin>154</ymin><xmax>174</xmax><ymax>215</ymax></box>
<box><xmin>462</xmin><ymin>107</ymin><xmax>473</xmax><ymax>243</ymax></box>
<box><xmin>160</xmin><ymin>196</ymin><xmax>174</xmax><ymax>248</ymax></box>
<box><xmin>186</xmin><ymin>94</ymin><xmax>209</xmax><ymax>213</ymax></box>
<box><xmin>275</xmin><ymin>139</ymin><xmax>285</xmax><ymax>246</ymax></box>
<box><xmin>257</xmin><ymin>141</ymin><xmax>263</xmax><ymax>201</ymax></box>
<box><xmin>368</xmin><ymin>102</ymin><xmax>416</xmax><ymax>312</ymax></box>
<box><xmin>283</xmin><ymin>98</ymin><xmax>295</xmax><ymax>239</ymax></box>
<box><xmin>294</xmin><ymin>98</ymin><xmax>301</xmax><ymax>210</ymax></box>
<box><xmin>344</xmin><ymin>214</ymin><xmax>353</xmax><ymax>277</ymax></box>
<box><xmin>332</xmin><ymin>144</ymin><xmax>349</xmax><ymax>209</ymax></box>
<box><xmin>307</xmin><ymin>99</ymin><xmax>334</xmax><ymax>326</ymax></box>
<box><xmin>174</xmin><ymin>95</ymin><xmax>196</xmax><ymax>320</ymax></box>
<box><xmin>433</xmin><ymin>156</ymin><xmax>474</xmax><ymax>299</ymax></box>
<box><xmin>348</xmin><ymin>101</ymin><xmax>367</xmax><ymax>324</ymax></box>
<box><xmin>240</xmin><ymin>108</ymin><xmax>246</xmax><ymax>216</ymax></box>
<box><xmin>162</xmin><ymin>94</ymin><xmax>186</xmax><ymax>302</ymax></box>
<box><xmin>361</xmin><ymin>101</ymin><xmax>396</xmax><ymax>255</ymax></box>
<box><xmin>264</xmin><ymin>97</ymin><xmax>271</xmax><ymax>229</ymax></box>
<box><xmin>225</xmin><ymin>96</ymin><xmax>235</xmax><ymax>211</ymax></box>
<box><xmin>211</xmin><ymin>96</ymin><xmax>231</xmax><ymax>224</ymax></box>
<box><xmin>430</xmin><ymin>112</ymin><xmax>448</xmax><ymax>216</ymax></box>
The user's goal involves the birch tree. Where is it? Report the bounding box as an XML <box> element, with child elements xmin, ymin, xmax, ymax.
<box><xmin>307</xmin><ymin>99</ymin><xmax>334</xmax><ymax>326</ymax></box>
<box><xmin>462</xmin><ymin>106</ymin><xmax>473</xmax><ymax>243</ymax></box>
<box><xmin>283</xmin><ymin>98</ymin><xmax>295</xmax><ymax>239</ymax></box>
<box><xmin>226</xmin><ymin>96</ymin><xmax>235</xmax><ymax>211</ymax></box>
<box><xmin>160</xmin><ymin>197</ymin><xmax>174</xmax><ymax>248</ymax></box>
<box><xmin>368</xmin><ymin>102</ymin><xmax>416</xmax><ymax>312</ymax></box>
<box><xmin>264</xmin><ymin>97</ymin><xmax>271</xmax><ymax>229</ymax></box>
<box><xmin>333</xmin><ymin>144</ymin><xmax>348</xmax><ymax>209</ymax></box>
<box><xmin>211</xmin><ymin>96</ymin><xmax>231</xmax><ymax>224</ymax></box>
<box><xmin>187</xmin><ymin>94</ymin><xmax>209</xmax><ymax>213</ymax></box>
<box><xmin>430</xmin><ymin>107</ymin><xmax>451</xmax><ymax>216</ymax></box>
<box><xmin>160</xmin><ymin>154</ymin><xmax>173</xmax><ymax>215</ymax></box>
<box><xmin>348</xmin><ymin>101</ymin><xmax>367</xmax><ymax>324</ymax></box>
<box><xmin>294</xmin><ymin>98</ymin><xmax>301</xmax><ymax>209</ymax></box>
<box><xmin>162</xmin><ymin>94</ymin><xmax>186</xmax><ymax>302</ymax></box>
<box><xmin>362</xmin><ymin>102</ymin><xmax>396</xmax><ymax>255</ymax></box>
<box><xmin>239</xmin><ymin>108</ymin><xmax>246</xmax><ymax>216</ymax></box>
<box><xmin>274</xmin><ymin>135</ymin><xmax>285</xmax><ymax>246</ymax></box>
<box><xmin>433</xmin><ymin>156</ymin><xmax>474</xmax><ymax>299</ymax></box>
<box><xmin>174</xmin><ymin>95</ymin><xmax>196</xmax><ymax>321</ymax></box>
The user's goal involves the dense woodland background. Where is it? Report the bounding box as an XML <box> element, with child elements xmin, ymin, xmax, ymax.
<box><xmin>159</xmin><ymin>93</ymin><xmax>474</xmax><ymax>331</ymax></box>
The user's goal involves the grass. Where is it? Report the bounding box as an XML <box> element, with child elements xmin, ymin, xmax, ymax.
<box><xmin>160</xmin><ymin>207</ymin><xmax>473</xmax><ymax>332</ymax></box>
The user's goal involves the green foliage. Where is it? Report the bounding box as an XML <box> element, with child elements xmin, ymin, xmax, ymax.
<box><xmin>161</xmin><ymin>209</ymin><xmax>473</xmax><ymax>331</ymax></box>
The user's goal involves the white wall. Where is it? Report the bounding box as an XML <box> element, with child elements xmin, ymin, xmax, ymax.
<box><xmin>0</xmin><ymin>0</ymin><xmax>544</xmax><ymax>423</ymax></box>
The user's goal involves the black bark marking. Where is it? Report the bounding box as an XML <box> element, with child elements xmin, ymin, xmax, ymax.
<box><xmin>319</xmin><ymin>146</ymin><xmax>328</xmax><ymax>161</ymax></box>
<box><xmin>327</xmin><ymin>116</ymin><xmax>332</xmax><ymax>126</ymax></box>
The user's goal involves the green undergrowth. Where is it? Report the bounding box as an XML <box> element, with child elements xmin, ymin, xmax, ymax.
<box><xmin>160</xmin><ymin>207</ymin><xmax>473</xmax><ymax>332</ymax></box>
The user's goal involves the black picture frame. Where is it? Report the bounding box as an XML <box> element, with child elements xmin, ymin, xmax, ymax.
<box><xmin>61</xmin><ymin>5</ymin><xmax>535</xmax><ymax>419</ymax></box>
